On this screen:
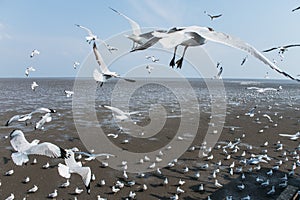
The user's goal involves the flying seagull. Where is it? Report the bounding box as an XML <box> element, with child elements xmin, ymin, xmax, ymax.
<box><xmin>292</xmin><ymin>6</ymin><xmax>300</xmax><ymax>12</ymax></box>
<box><xmin>30</xmin><ymin>49</ymin><xmax>40</xmax><ymax>58</ymax></box>
<box><xmin>279</xmin><ymin>132</ymin><xmax>300</xmax><ymax>140</ymax></box>
<box><xmin>58</xmin><ymin>149</ymin><xmax>92</xmax><ymax>194</ymax></box>
<box><xmin>132</xmin><ymin>25</ymin><xmax>300</xmax><ymax>81</ymax></box>
<box><xmin>75</xmin><ymin>24</ymin><xmax>98</xmax><ymax>44</ymax></box>
<box><xmin>31</xmin><ymin>81</ymin><xmax>38</xmax><ymax>91</ymax></box>
<box><xmin>35</xmin><ymin>113</ymin><xmax>52</xmax><ymax>130</ymax></box>
<box><xmin>92</xmin><ymin>42</ymin><xmax>135</xmax><ymax>85</ymax></box>
<box><xmin>247</xmin><ymin>86</ymin><xmax>281</xmax><ymax>93</ymax></box>
<box><xmin>10</xmin><ymin>130</ymin><xmax>66</xmax><ymax>166</ymax></box>
<box><xmin>109</xmin><ymin>7</ymin><xmax>166</xmax><ymax>49</ymax></box>
<box><xmin>204</xmin><ymin>11</ymin><xmax>223</xmax><ymax>20</ymax></box>
<box><xmin>64</xmin><ymin>90</ymin><xmax>74</xmax><ymax>98</ymax></box>
<box><xmin>146</xmin><ymin>55</ymin><xmax>159</xmax><ymax>62</ymax></box>
<box><xmin>100</xmin><ymin>105</ymin><xmax>139</xmax><ymax>121</ymax></box>
<box><xmin>74</xmin><ymin>151</ymin><xmax>115</xmax><ymax>161</ymax></box>
<box><xmin>146</xmin><ymin>65</ymin><xmax>154</xmax><ymax>74</ymax></box>
<box><xmin>25</xmin><ymin>67</ymin><xmax>36</xmax><ymax>77</ymax></box>
<box><xmin>241</xmin><ymin>55</ymin><xmax>248</xmax><ymax>66</ymax></box>
<box><xmin>263</xmin><ymin>44</ymin><xmax>300</xmax><ymax>54</ymax></box>
<box><xmin>214</xmin><ymin>66</ymin><xmax>223</xmax><ymax>79</ymax></box>
<box><xmin>73</xmin><ymin>61</ymin><xmax>80</xmax><ymax>69</ymax></box>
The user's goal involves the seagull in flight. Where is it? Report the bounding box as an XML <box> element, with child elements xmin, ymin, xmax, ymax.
<box><xmin>58</xmin><ymin>149</ymin><xmax>92</xmax><ymax>194</ymax></box>
<box><xmin>35</xmin><ymin>113</ymin><xmax>52</xmax><ymax>130</ymax></box>
<box><xmin>30</xmin><ymin>49</ymin><xmax>40</xmax><ymax>58</ymax></box>
<box><xmin>73</xmin><ymin>61</ymin><xmax>80</xmax><ymax>69</ymax></box>
<box><xmin>75</xmin><ymin>24</ymin><xmax>99</xmax><ymax>44</ymax></box>
<box><xmin>204</xmin><ymin>11</ymin><xmax>223</xmax><ymax>20</ymax></box>
<box><xmin>247</xmin><ymin>86</ymin><xmax>281</xmax><ymax>93</ymax></box>
<box><xmin>146</xmin><ymin>65</ymin><xmax>154</xmax><ymax>74</ymax></box>
<box><xmin>214</xmin><ymin>66</ymin><xmax>223</xmax><ymax>79</ymax></box>
<box><xmin>131</xmin><ymin>26</ymin><xmax>300</xmax><ymax>82</ymax></box>
<box><xmin>100</xmin><ymin>105</ymin><xmax>139</xmax><ymax>121</ymax></box>
<box><xmin>92</xmin><ymin>42</ymin><xmax>135</xmax><ymax>86</ymax></box>
<box><xmin>292</xmin><ymin>6</ymin><xmax>300</xmax><ymax>12</ymax></box>
<box><xmin>146</xmin><ymin>55</ymin><xmax>159</xmax><ymax>62</ymax></box>
<box><xmin>9</xmin><ymin>130</ymin><xmax>66</xmax><ymax>166</ymax></box>
<box><xmin>25</xmin><ymin>66</ymin><xmax>36</xmax><ymax>77</ymax></box>
<box><xmin>31</xmin><ymin>81</ymin><xmax>38</xmax><ymax>91</ymax></box>
<box><xmin>75</xmin><ymin>151</ymin><xmax>115</xmax><ymax>161</ymax></box>
<box><xmin>64</xmin><ymin>90</ymin><xmax>74</xmax><ymax>98</ymax></box>
<box><xmin>279</xmin><ymin>132</ymin><xmax>300</xmax><ymax>140</ymax></box>
<box><xmin>241</xmin><ymin>55</ymin><xmax>248</xmax><ymax>66</ymax></box>
<box><xmin>263</xmin><ymin>44</ymin><xmax>300</xmax><ymax>55</ymax></box>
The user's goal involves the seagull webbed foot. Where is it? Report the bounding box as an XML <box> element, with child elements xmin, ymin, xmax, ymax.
<box><xmin>176</xmin><ymin>57</ymin><xmax>184</xmax><ymax>69</ymax></box>
<box><xmin>169</xmin><ymin>56</ymin><xmax>176</xmax><ymax>68</ymax></box>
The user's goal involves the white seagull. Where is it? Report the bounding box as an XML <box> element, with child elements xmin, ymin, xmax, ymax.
<box><xmin>279</xmin><ymin>132</ymin><xmax>300</xmax><ymax>140</ymax></box>
<box><xmin>73</xmin><ymin>61</ymin><xmax>80</xmax><ymax>69</ymax></box>
<box><xmin>100</xmin><ymin>105</ymin><xmax>139</xmax><ymax>121</ymax></box>
<box><xmin>133</xmin><ymin>26</ymin><xmax>300</xmax><ymax>81</ymax></box>
<box><xmin>31</xmin><ymin>81</ymin><xmax>38</xmax><ymax>91</ymax></box>
<box><xmin>35</xmin><ymin>112</ymin><xmax>52</xmax><ymax>130</ymax></box>
<box><xmin>92</xmin><ymin>42</ymin><xmax>135</xmax><ymax>86</ymax></box>
<box><xmin>48</xmin><ymin>189</ymin><xmax>58</xmax><ymax>198</ymax></box>
<box><xmin>263</xmin><ymin>44</ymin><xmax>300</xmax><ymax>55</ymax></box>
<box><xmin>58</xmin><ymin>149</ymin><xmax>92</xmax><ymax>194</ymax></box>
<box><xmin>9</xmin><ymin>130</ymin><xmax>66</xmax><ymax>166</ymax></box>
<box><xmin>146</xmin><ymin>55</ymin><xmax>159</xmax><ymax>62</ymax></box>
<box><xmin>292</xmin><ymin>6</ymin><xmax>300</xmax><ymax>12</ymax></box>
<box><xmin>64</xmin><ymin>90</ymin><xmax>74</xmax><ymax>98</ymax></box>
<box><xmin>75</xmin><ymin>24</ymin><xmax>98</xmax><ymax>44</ymax></box>
<box><xmin>27</xmin><ymin>185</ymin><xmax>38</xmax><ymax>193</ymax></box>
<box><xmin>25</xmin><ymin>66</ymin><xmax>36</xmax><ymax>77</ymax></box>
<box><xmin>247</xmin><ymin>86</ymin><xmax>280</xmax><ymax>93</ymax></box>
<box><xmin>30</xmin><ymin>49</ymin><xmax>40</xmax><ymax>58</ymax></box>
<box><xmin>214</xmin><ymin>66</ymin><xmax>223</xmax><ymax>79</ymax></box>
<box><xmin>146</xmin><ymin>65</ymin><xmax>154</xmax><ymax>74</ymax></box>
<box><xmin>241</xmin><ymin>55</ymin><xmax>248</xmax><ymax>66</ymax></box>
<box><xmin>74</xmin><ymin>151</ymin><xmax>115</xmax><ymax>161</ymax></box>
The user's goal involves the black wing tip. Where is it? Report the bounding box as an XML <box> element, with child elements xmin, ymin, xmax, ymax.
<box><xmin>49</xmin><ymin>109</ymin><xmax>57</xmax><ymax>113</ymax></box>
<box><xmin>109</xmin><ymin>7</ymin><xmax>118</xmax><ymax>13</ymax></box>
<box><xmin>86</xmin><ymin>183</ymin><xmax>91</xmax><ymax>194</ymax></box>
<box><xmin>60</xmin><ymin>147</ymin><xmax>68</xmax><ymax>159</ymax></box>
<box><xmin>9</xmin><ymin>129</ymin><xmax>18</xmax><ymax>138</ymax></box>
<box><xmin>5</xmin><ymin>121</ymin><xmax>9</xmax><ymax>126</ymax></box>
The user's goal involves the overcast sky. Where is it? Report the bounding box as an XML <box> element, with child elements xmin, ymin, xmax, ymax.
<box><xmin>0</xmin><ymin>0</ymin><xmax>299</xmax><ymax>80</ymax></box>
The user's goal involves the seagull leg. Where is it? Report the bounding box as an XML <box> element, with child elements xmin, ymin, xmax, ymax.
<box><xmin>176</xmin><ymin>46</ymin><xmax>188</xmax><ymax>69</ymax></box>
<box><xmin>169</xmin><ymin>46</ymin><xmax>178</xmax><ymax>68</ymax></box>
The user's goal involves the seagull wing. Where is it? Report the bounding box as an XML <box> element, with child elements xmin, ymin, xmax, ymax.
<box><xmin>75</xmin><ymin>24</ymin><xmax>94</xmax><ymax>36</ymax></box>
<box><xmin>292</xmin><ymin>6</ymin><xmax>300</xmax><ymax>12</ymax></box>
<box><xmin>283</xmin><ymin>44</ymin><xmax>300</xmax><ymax>48</ymax></box>
<box><xmin>93</xmin><ymin>42</ymin><xmax>111</xmax><ymax>74</ymax></box>
<box><xmin>100</xmin><ymin>105</ymin><xmax>126</xmax><ymax>116</ymax></box>
<box><xmin>247</xmin><ymin>87</ymin><xmax>260</xmax><ymax>90</ymax></box>
<box><xmin>31</xmin><ymin>107</ymin><xmax>56</xmax><ymax>114</ymax></box>
<box><xmin>109</xmin><ymin>7</ymin><xmax>141</xmax><ymax>36</ymax></box>
<box><xmin>6</xmin><ymin>115</ymin><xmax>22</xmax><ymax>126</ymax></box>
<box><xmin>10</xmin><ymin>130</ymin><xmax>32</xmax><ymax>152</ymax></box>
<box><xmin>26</xmin><ymin>142</ymin><xmax>65</xmax><ymax>158</ymax></box>
<box><xmin>192</xmin><ymin>26</ymin><xmax>300</xmax><ymax>81</ymax></box>
<box><xmin>262</xmin><ymin>47</ymin><xmax>279</xmax><ymax>52</ymax></box>
<box><xmin>93</xmin><ymin>68</ymin><xmax>105</xmax><ymax>82</ymax></box>
<box><xmin>213</xmin><ymin>14</ymin><xmax>223</xmax><ymax>18</ymax></box>
<box><xmin>152</xmin><ymin>29</ymin><xmax>192</xmax><ymax>49</ymax></box>
<box><xmin>71</xmin><ymin>166</ymin><xmax>91</xmax><ymax>193</ymax></box>
<box><xmin>279</xmin><ymin>133</ymin><xmax>294</xmax><ymax>137</ymax></box>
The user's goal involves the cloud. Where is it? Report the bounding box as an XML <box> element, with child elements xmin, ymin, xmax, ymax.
<box><xmin>0</xmin><ymin>23</ymin><xmax>12</xmax><ymax>40</ymax></box>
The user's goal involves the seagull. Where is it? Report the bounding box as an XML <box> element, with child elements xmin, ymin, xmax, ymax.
<box><xmin>204</xmin><ymin>11</ymin><xmax>223</xmax><ymax>20</ymax></box>
<box><xmin>10</xmin><ymin>130</ymin><xmax>66</xmax><ymax>166</ymax></box>
<box><xmin>5</xmin><ymin>193</ymin><xmax>14</xmax><ymax>200</ymax></box>
<box><xmin>146</xmin><ymin>65</ymin><xmax>154</xmax><ymax>74</ymax></box>
<box><xmin>267</xmin><ymin>186</ymin><xmax>275</xmax><ymax>195</ymax></box>
<box><xmin>64</xmin><ymin>90</ymin><xmax>74</xmax><ymax>98</ymax></box>
<box><xmin>42</xmin><ymin>162</ymin><xmax>50</xmax><ymax>169</ymax></box>
<box><xmin>27</xmin><ymin>185</ymin><xmax>38</xmax><ymax>193</ymax></box>
<box><xmin>25</xmin><ymin>66</ymin><xmax>36</xmax><ymax>77</ymax></box>
<box><xmin>48</xmin><ymin>189</ymin><xmax>58</xmax><ymax>198</ymax></box>
<box><xmin>75</xmin><ymin>187</ymin><xmax>84</xmax><ymax>194</ymax></box>
<box><xmin>5</xmin><ymin>169</ymin><xmax>14</xmax><ymax>176</ymax></box>
<box><xmin>247</xmin><ymin>86</ymin><xmax>280</xmax><ymax>93</ymax></box>
<box><xmin>146</xmin><ymin>55</ymin><xmax>159</xmax><ymax>62</ymax></box>
<box><xmin>73</xmin><ymin>61</ymin><xmax>80</xmax><ymax>69</ymax></box>
<box><xmin>58</xmin><ymin>149</ymin><xmax>92</xmax><ymax>194</ymax></box>
<box><xmin>31</xmin><ymin>81</ymin><xmax>38</xmax><ymax>91</ymax></box>
<box><xmin>244</xmin><ymin>106</ymin><xmax>257</xmax><ymax>117</ymax></box>
<box><xmin>215</xmin><ymin>179</ymin><xmax>223</xmax><ymax>188</ymax></box>
<box><xmin>292</xmin><ymin>6</ymin><xmax>300</xmax><ymax>12</ymax></box>
<box><xmin>23</xmin><ymin>176</ymin><xmax>30</xmax><ymax>183</ymax></box>
<box><xmin>35</xmin><ymin>113</ymin><xmax>52</xmax><ymax>130</ymax></box>
<box><xmin>60</xmin><ymin>179</ymin><xmax>70</xmax><ymax>188</ymax></box>
<box><xmin>75</xmin><ymin>24</ymin><xmax>98</xmax><ymax>44</ymax></box>
<box><xmin>92</xmin><ymin>42</ymin><xmax>135</xmax><ymax>86</ymax></box>
<box><xmin>109</xmin><ymin>7</ymin><xmax>165</xmax><ymax>49</ymax></box>
<box><xmin>100</xmin><ymin>105</ymin><xmax>139</xmax><ymax>121</ymax></box>
<box><xmin>214</xmin><ymin>66</ymin><xmax>223</xmax><ymax>79</ymax></box>
<box><xmin>279</xmin><ymin>132</ymin><xmax>300</xmax><ymax>140</ymax></box>
<box><xmin>263</xmin><ymin>44</ymin><xmax>300</xmax><ymax>55</ymax></box>
<box><xmin>74</xmin><ymin>151</ymin><xmax>115</xmax><ymax>161</ymax></box>
<box><xmin>30</xmin><ymin>49</ymin><xmax>40</xmax><ymax>58</ymax></box>
<box><xmin>241</xmin><ymin>55</ymin><xmax>248</xmax><ymax>66</ymax></box>
<box><xmin>132</xmin><ymin>26</ymin><xmax>300</xmax><ymax>81</ymax></box>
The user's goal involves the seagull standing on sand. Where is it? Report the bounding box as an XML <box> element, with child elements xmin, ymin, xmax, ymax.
<box><xmin>92</xmin><ymin>42</ymin><xmax>135</xmax><ymax>86</ymax></box>
<box><xmin>30</xmin><ymin>49</ymin><xmax>40</xmax><ymax>58</ymax></box>
<box><xmin>48</xmin><ymin>189</ymin><xmax>58</xmax><ymax>198</ymax></box>
<box><xmin>132</xmin><ymin>26</ymin><xmax>300</xmax><ymax>81</ymax></box>
<box><xmin>27</xmin><ymin>185</ymin><xmax>38</xmax><ymax>193</ymax></box>
<box><xmin>58</xmin><ymin>149</ymin><xmax>92</xmax><ymax>194</ymax></box>
<box><xmin>5</xmin><ymin>193</ymin><xmax>14</xmax><ymax>200</ymax></box>
<box><xmin>31</xmin><ymin>81</ymin><xmax>38</xmax><ymax>91</ymax></box>
<box><xmin>9</xmin><ymin>130</ymin><xmax>66</xmax><ymax>166</ymax></box>
<box><xmin>25</xmin><ymin>67</ymin><xmax>35</xmax><ymax>77</ymax></box>
<box><xmin>146</xmin><ymin>55</ymin><xmax>159</xmax><ymax>62</ymax></box>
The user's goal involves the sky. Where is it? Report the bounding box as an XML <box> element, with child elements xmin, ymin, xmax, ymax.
<box><xmin>0</xmin><ymin>0</ymin><xmax>300</xmax><ymax>80</ymax></box>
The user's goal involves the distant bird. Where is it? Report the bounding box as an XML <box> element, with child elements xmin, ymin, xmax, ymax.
<box><xmin>27</xmin><ymin>185</ymin><xmax>38</xmax><ymax>193</ymax></box>
<box><xmin>100</xmin><ymin>105</ymin><xmax>139</xmax><ymax>121</ymax></box>
<box><xmin>241</xmin><ymin>195</ymin><xmax>251</xmax><ymax>200</ymax></box>
<box><xmin>261</xmin><ymin>179</ymin><xmax>270</xmax><ymax>187</ymax></box>
<box><xmin>5</xmin><ymin>193</ymin><xmax>14</xmax><ymax>200</ymax></box>
<box><xmin>42</xmin><ymin>162</ymin><xmax>50</xmax><ymax>169</ymax></box>
<box><xmin>30</xmin><ymin>49</ymin><xmax>40</xmax><ymax>58</ymax></box>
<box><xmin>214</xmin><ymin>66</ymin><xmax>223</xmax><ymax>79</ymax></box>
<box><xmin>5</xmin><ymin>113</ymin><xmax>32</xmax><ymax>126</ymax></box>
<box><xmin>245</xmin><ymin>106</ymin><xmax>257</xmax><ymax>117</ymax></box>
<box><xmin>5</xmin><ymin>169</ymin><xmax>14</xmax><ymax>176</ymax></box>
<box><xmin>75</xmin><ymin>187</ymin><xmax>84</xmax><ymax>194</ymax></box>
<box><xmin>128</xmin><ymin>191</ymin><xmax>136</xmax><ymax>199</ymax></box>
<box><xmin>64</xmin><ymin>90</ymin><xmax>74</xmax><ymax>98</ymax></box>
<box><xmin>247</xmin><ymin>86</ymin><xmax>280</xmax><ymax>93</ymax></box>
<box><xmin>170</xmin><ymin>194</ymin><xmax>179</xmax><ymax>200</ymax></box>
<box><xmin>279</xmin><ymin>132</ymin><xmax>300</xmax><ymax>140</ymax></box>
<box><xmin>263</xmin><ymin>44</ymin><xmax>300</xmax><ymax>55</ymax></box>
<box><xmin>31</xmin><ymin>81</ymin><xmax>38</xmax><ymax>91</ymax></box>
<box><xmin>75</xmin><ymin>24</ymin><xmax>98</xmax><ymax>44</ymax></box>
<box><xmin>132</xmin><ymin>26</ymin><xmax>300</xmax><ymax>81</ymax></box>
<box><xmin>58</xmin><ymin>149</ymin><xmax>92</xmax><ymax>194</ymax></box>
<box><xmin>176</xmin><ymin>186</ymin><xmax>185</xmax><ymax>194</ymax></box>
<box><xmin>146</xmin><ymin>65</ymin><xmax>154</xmax><ymax>74</ymax></box>
<box><xmin>10</xmin><ymin>130</ymin><xmax>66</xmax><ymax>166</ymax></box>
<box><xmin>204</xmin><ymin>11</ymin><xmax>223</xmax><ymax>20</ymax></box>
<box><xmin>215</xmin><ymin>179</ymin><xmax>223</xmax><ymax>188</ymax></box>
<box><xmin>292</xmin><ymin>6</ymin><xmax>300</xmax><ymax>12</ymax></box>
<box><xmin>35</xmin><ymin>113</ymin><xmax>52</xmax><ymax>130</ymax></box>
<box><xmin>23</xmin><ymin>176</ymin><xmax>30</xmax><ymax>183</ymax></box>
<box><xmin>241</xmin><ymin>55</ymin><xmax>248</xmax><ymax>66</ymax></box>
<box><xmin>48</xmin><ymin>189</ymin><xmax>58</xmax><ymax>198</ymax></box>
<box><xmin>60</xmin><ymin>179</ymin><xmax>70</xmax><ymax>188</ymax></box>
<box><xmin>75</xmin><ymin>151</ymin><xmax>114</xmax><ymax>161</ymax></box>
<box><xmin>178</xmin><ymin>179</ymin><xmax>185</xmax><ymax>185</ymax></box>
<box><xmin>73</xmin><ymin>61</ymin><xmax>80</xmax><ymax>69</ymax></box>
<box><xmin>92</xmin><ymin>42</ymin><xmax>135</xmax><ymax>86</ymax></box>
<box><xmin>146</xmin><ymin>55</ymin><xmax>159</xmax><ymax>62</ymax></box>
<box><xmin>267</xmin><ymin>186</ymin><xmax>275</xmax><ymax>195</ymax></box>
<box><xmin>237</xmin><ymin>183</ymin><xmax>245</xmax><ymax>190</ymax></box>
<box><xmin>25</xmin><ymin>66</ymin><xmax>36</xmax><ymax>77</ymax></box>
